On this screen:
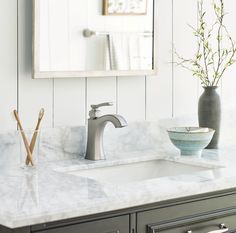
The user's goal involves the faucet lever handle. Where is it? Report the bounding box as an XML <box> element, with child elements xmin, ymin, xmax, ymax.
<box><xmin>91</xmin><ymin>102</ymin><xmax>113</xmax><ymax>110</ymax></box>
<box><xmin>89</xmin><ymin>102</ymin><xmax>113</xmax><ymax>119</ymax></box>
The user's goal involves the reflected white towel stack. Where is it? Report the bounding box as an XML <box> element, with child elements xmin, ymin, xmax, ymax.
<box><xmin>106</xmin><ymin>33</ymin><xmax>130</xmax><ymax>70</ymax></box>
<box><xmin>105</xmin><ymin>33</ymin><xmax>153</xmax><ymax>70</ymax></box>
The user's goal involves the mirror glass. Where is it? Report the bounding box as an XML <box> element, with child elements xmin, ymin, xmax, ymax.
<box><xmin>33</xmin><ymin>0</ymin><xmax>156</xmax><ymax>78</ymax></box>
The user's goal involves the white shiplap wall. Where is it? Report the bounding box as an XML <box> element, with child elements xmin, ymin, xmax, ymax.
<box><xmin>1</xmin><ymin>0</ymin><xmax>236</xmax><ymax>131</ymax></box>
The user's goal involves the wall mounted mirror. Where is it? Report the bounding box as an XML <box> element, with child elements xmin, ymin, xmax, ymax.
<box><xmin>33</xmin><ymin>0</ymin><xmax>157</xmax><ymax>78</ymax></box>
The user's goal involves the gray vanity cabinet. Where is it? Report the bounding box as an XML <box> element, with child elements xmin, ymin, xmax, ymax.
<box><xmin>137</xmin><ymin>192</ymin><xmax>236</xmax><ymax>233</ymax></box>
<box><xmin>144</xmin><ymin>211</ymin><xmax>236</xmax><ymax>232</ymax></box>
<box><xmin>35</xmin><ymin>215</ymin><xmax>129</xmax><ymax>233</ymax></box>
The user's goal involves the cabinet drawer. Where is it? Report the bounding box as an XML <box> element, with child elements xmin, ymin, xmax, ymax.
<box><xmin>147</xmin><ymin>209</ymin><xmax>236</xmax><ymax>233</ymax></box>
<box><xmin>137</xmin><ymin>193</ymin><xmax>236</xmax><ymax>233</ymax></box>
<box><xmin>37</xmin><ymin>215</ymin><xmax>129</xmax><ymax>233</ymax></box>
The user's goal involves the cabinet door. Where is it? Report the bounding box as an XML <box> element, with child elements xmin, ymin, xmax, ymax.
<box><xmin>147</xmin><ymin>211</ymin><xmax>236</xmax><ymax>233</ymax></box>
<box><xmin>38</xmin><ymin>215</ymin><xmax>129</xmax><ymax>233</ymax></box>
<box><xmin>137</xmin><ymin>194</ymin><xmax>236</xmax><ymax>233</ymax></box>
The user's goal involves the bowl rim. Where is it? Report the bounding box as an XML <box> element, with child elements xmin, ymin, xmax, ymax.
<box><xmin>167</xmin><ymin>126</ymin><xmax>215</xmax><ymax>134</ymax></box>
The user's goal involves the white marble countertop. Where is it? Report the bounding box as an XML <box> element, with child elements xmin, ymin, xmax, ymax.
<box><xmin>1</xmin><ymin>146</ymin><xmax>236</xmax><ymax>229</ymax></box>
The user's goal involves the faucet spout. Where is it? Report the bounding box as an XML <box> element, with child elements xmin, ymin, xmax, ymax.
<box><xmin>85</xmin><ymin>114</ymin><xmax>127</xmax><ymax>161</ymax></box>
<box><xmin>98</xmin><ymin>114</ymin><xmax>127</xmax><ymax>128</ymax></box>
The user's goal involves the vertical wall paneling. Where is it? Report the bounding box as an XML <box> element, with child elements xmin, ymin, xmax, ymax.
<box><xmin>1</xmin><ymin>0</ymin><xmax>236</xmax><ymax>132</ymax></box>
<box><xmin>85</xmin><ymin>1</ymin><xmax>117</xmax><ymax>118</ymax></box>
<box><xmin>0</xmin><ymin>0</ymin><xmax>17</xmax><ymax>130</ymax></box>
<box><xmin>221</xmin><ymin>0</ymin><xmax>236</xmax><ymax>106</ymax></box>
<box><xmin>173</xmin><ymin>0</ymin><xmax>199</xmax><ymax>118</ymax></box>
<box><xmin>87</xmin><ymin>77</ymin><xmax>117</xmax><ymax>117</ymax></box>
<box><xmin>117</xmin><ymin>76</ymin><xmax>146</xmax><ymax>122</ymax></box>
<box><xmin>220</xmin><ymin>0</ymin><xmax>236</xmax><ymax>142</ymax></box>
<box><xmin>146</xmin><ymin>0</ymin><xmax>173</xmax><ymax>120</ymax></box>
<box><xmin>54</xmin><ymin>78</ymin><xmax>86</xmax><ymax>126</ymax></box>
<box><xmin>53</xmin><ymin>0</ymin><xmax>87</xmax><ymax>126</ymax></box>
<box><xmin>18</xmin><ymin>0</ymin><xmax>53</xmax><ymax>129</ymax></box>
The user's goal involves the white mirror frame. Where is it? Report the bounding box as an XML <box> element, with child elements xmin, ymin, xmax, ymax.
<box><xmin>32</xmin><ymin>0</ymin><xmax>158</xmax><ymax>79</ymax></box>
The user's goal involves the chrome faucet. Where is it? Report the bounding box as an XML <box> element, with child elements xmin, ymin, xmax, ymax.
<box><xmin>85</xmin><ymin>102</ymin><xmax>127</xmax><ymax>161</ymax></box>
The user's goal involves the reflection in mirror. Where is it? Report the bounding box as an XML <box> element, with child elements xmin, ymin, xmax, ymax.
<box><xmin>34</xmin><ymin>0</ymin><xmax>156</xmax><ymax>78</ymax></box>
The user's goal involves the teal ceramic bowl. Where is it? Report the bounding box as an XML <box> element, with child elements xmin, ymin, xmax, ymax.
<box><xmin>167</xmin><ymin>127</ymin><xmax>215</xmax><ymax>156</ymax></box>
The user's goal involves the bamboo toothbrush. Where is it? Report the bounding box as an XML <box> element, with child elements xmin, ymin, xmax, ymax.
<box><xmin>13</xmin><ymin>110</ymin><xmax>34</xmax><ymax>166</ymax></box>
<box><xmin>26</xmin><ymin>108</ymin><xmax>44</xmax><ymax>165</ymax></box>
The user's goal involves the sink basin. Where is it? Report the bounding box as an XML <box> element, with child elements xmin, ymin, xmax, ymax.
<box><xmin>63</xmin><ymin>160</ymin><xmax>212</xmax><ymax>184</ymax></box>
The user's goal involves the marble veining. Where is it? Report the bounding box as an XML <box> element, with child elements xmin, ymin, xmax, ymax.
<box><xmin>0</xmin><ymin>116</ymin><xmax>200</xmax><ymax>166</ymax></box>
<box><xmin>0</xmin><ymin>147</ymin><xmax>235</xmax><ymax>229</ymax></box>
<box><xmin>1</xmin><ymin>118</ymin><xmax>236</xmax><ymax>228</ymax></box>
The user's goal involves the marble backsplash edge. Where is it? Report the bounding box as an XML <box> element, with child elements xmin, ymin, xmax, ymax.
<box><xmin>0</xmin><ymin>115</ymin><xmax>234</xmax><ymax>166</ymax></box>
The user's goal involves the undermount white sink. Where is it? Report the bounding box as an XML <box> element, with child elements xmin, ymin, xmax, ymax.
<box><xmin>62</xmin><ymin>160</ymin><xmax>212</xmax><ymax>184</ymax></box>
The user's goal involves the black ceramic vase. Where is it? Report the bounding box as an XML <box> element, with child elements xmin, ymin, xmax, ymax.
<box><xmin>198</xmin><ymin>86</ymin><xmax>221</xmax><ymax>149</ymax></box>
